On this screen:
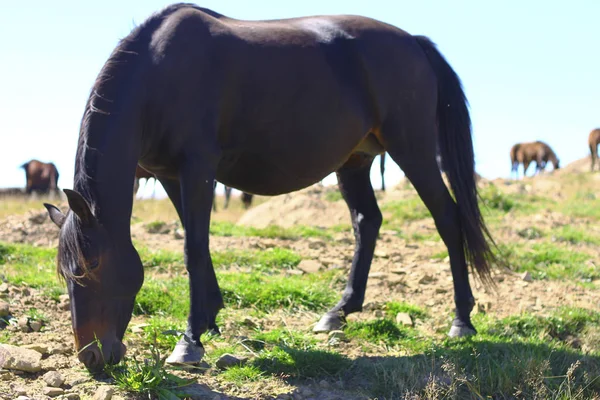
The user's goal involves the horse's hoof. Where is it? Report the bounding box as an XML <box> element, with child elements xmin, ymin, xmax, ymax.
<box><xmin>165</xmin><ymin>337</ymin><xmax>205</xmax><ymax>365</ymax></box>
<box><xmin>448</xmin><ymin>320</ymin><xmax>477</xmax><ymax>338</ymax></box>
<box><xmin>313</xmin><ymin>312</ymin><xmax>346</xmax><ymax>333</ymax></box>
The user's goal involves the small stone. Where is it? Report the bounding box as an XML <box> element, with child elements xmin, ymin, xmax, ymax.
<box><xmin>43</xmin><ymin>371</ymin><xmax>65</xmax><ymax>387</ymax></box>
<box><xmin>374</xmin><ymin>250</ymin><xmax>388</xmax><ymax>258</ymax></box>
<box><xmin>216</xmin><ymin>354</ymin><xmax>247</xmax><ymax>370</ymax></box>
<box><xmin>0</xmin><ymin>283</ymin><xmax>8</xmax><ymax>293</ymax></box>
<box><xmin>297</xmin><ymin>259</ymin><xmax>323</xmax><ymax>274</ymax></box>
<box><xmin>0</xmin><ymin>300</ymin><xmax>9</xmax><ymax>317</ymax></box>
<box><xmin>29</xmin><ymin>320</ymin><xmax>43</xmax><ymax>332</ymax></box>
<box><xmin>22</xmin><ymin>344</ymin><xmax>50</xmax><ymax>355</ymax></box>
<box><xmin>65</xmin><ymin>394</ymin><xmax>81</xmax><ymax>400</ymax></box>
<box><xmin>241</xmin><ymin>317</ymin><xmax>258</xmax><ymax>329</ymax></box>
<box><xmin>327</xmin><ymin>330</ymin><xmax>346</xmax><ymax>341</ymax></box>
<box><xmin>93</xmin><ymin>386</ymin><xmax>114</xmax><ymax>400</ymax></box>
<box><xmin>521</xmin><ymin>271</ymin><xmax>533</xmax><ymax>282</ymax></box>
<box><xmin>174</xmin><ymin>229</ymin><xmax>185</xmax><ymax>240</ymax></box>
<box><xmin>14</xmin><ymin>387</ymin><xmax>27</xmax><ymax>396</ymax></box>
<box><xmin>418</xmin><ymin>274</ymin><xmax>436</xmax><ymax>285</ymax></box>
<box><xmin>395</xmin><ymin>312</ymin><xmax>413</xmax><ymax>326</ymax></box>
<box><xmin>50</xmin><ymin>343</ymin><xmax>71</xmax><ymax>355</ymax></box>
<box><xmin>0</xmin><ymin>344</ymin><xmax>42</xmax><ymax>372</ymax></box>
<box><xmin>18</xmin><ymin>316</ymin><xmax>31</xmax><ymax>332</ymax></box>
<box><xmin>307</xmin><ymin>238</ymin><xmax>326</xmax><ymax>249</ymax></box>
<box><xmin>16</xmin><ymin>396</ymin><xmax>31</xmax><ymax>400</ymax></box>
<box><xmin>43</xmin><ymin>387</ymin><xmax>64</xmax><ymax>397</ymax></box>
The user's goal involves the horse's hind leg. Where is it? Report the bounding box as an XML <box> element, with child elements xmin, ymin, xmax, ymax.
<box><xmin>384</xmin><ymin>121</ymin><xmax>477</xmax><ymax>337</ymax></box>
<box><xmin>314</xmin><ymin>156</ymin><xmax>382</xmax><ymax>332</ymax></box>
<box><xmin>224</xmin><ymin>186</ymin><xmax>232</xmax><ymax>209</ymax></box>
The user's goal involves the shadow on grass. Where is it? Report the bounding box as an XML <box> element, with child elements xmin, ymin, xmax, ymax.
<box><xmin>251</xmin><ymin>340</ymin><xmax>600</xmax><ymax>399</ymax></box>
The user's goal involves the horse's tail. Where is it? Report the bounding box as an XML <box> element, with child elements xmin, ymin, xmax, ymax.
<box><xmin>414</xmin><ymin>35</ymin><xmax>496</xmax><ymax>287</ymax></box>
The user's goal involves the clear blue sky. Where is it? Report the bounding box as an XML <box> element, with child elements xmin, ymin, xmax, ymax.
<box><xmin>1</xmin><ymin>1</ymin><xmax>599</xmax><ymax>198</ymax></box>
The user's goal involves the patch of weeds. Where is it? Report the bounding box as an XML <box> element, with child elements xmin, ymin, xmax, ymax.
<box><xmin>551</xmin><ymin>226</ymin><xmax>600</xmax><ymax>246</ymax></box>
<box><xmin>499</xmin><ymin>242</ymin><xmax>597</xmax><ymax>282</ymax></box>
<box><xmin>384</xmin><ymin>301</ymin><xmax>428</xmax><ymax>320</ymax></box>
<box><xmin>480</xmin><ymin>184</ymin><xmax>515</xmax><ymax>212</ymax></box>
<box><xmin>210</xmin><ymin>221</ymin><xmax>332</xmax><ymax>240</ymax></box>
<box><xmin>26</xmin><ymin>308</ymin><xmax>49</xmax><ymax>324</ymax></box>
<box><xmin>220</xmin><ymin>365</ymin><xmax>264</xmax><ymax>384</ymax></box>
<box><xmin>381</xmin><ymin>198</ymin><xmax>431</xmax><ymax>228</ymax></box>
<box><xmin>145</xmin><ymin>220</ymin><xmax>170</xmax><ymax>234</ymax></box>
<box><xmin>431</xmin><ymin>250</ymin><xmax>448</xmax><ymax>260</ymax></box>
<box><xmin>252</xmin><ymin>328</ymin><xmax>317</xmax><ymax>350</ymax></box>
<box><xmin>0</xmin><ymin>242</ymin><xmax>61</xmax><ymax>292</ymax></box>
<box><xmin>219</xmin><ymin>271</ymin><xmax>338</xmax><ymax>312</ymax></box>
<box><xmin>517</xmin><ymin>227</ymin><xmax>544</xmax><ymax>240</ymax></box>
<box><xmin>102</xmin><ymin>334</ymin><xmax>193</xmax><ymax>399</ymax></box>
<box><xmin>562</xmin><ymin>191</ymin><xmax>600</xmax><ymax>220</ymax></box>
<box><xmin>137</xmin><ymin>317</ymin><xmax>186</xmax><ymax>352</ymax></box>
<box><xmin>254</xmin><ymin>346</ymin><xmax>350</xmax><ymax>379</ymax></box>
<box><xmin>138</xmin><ymin>248</ymin><xmax>185</xmax><ymax>270</ymax></box>
<box><xmin>212</xmin><ymin>248</ymin><xmax>302</xmax><ymax>272</ymax></box>
<box><xmin>324</xmin><ymin>190</ymin><xmax>343</xmax><ymax>202</ymax></box>
<box><xmin>346</xmin><ymin>319</ymin><xmax>412</xmax><ymax>345</ymax></box>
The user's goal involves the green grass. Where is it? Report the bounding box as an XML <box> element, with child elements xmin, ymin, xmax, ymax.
<box><xmin>479</xmin><ymin>184</ymin><xmax>556</xmax><ymax>217</ymax></box>
<box><xmin>499</xmin><ymin>242</ymin><xmax>598</xmax><ymax>282</ymax></box>
<box><xmin>562</xmin><ymin>191</ymin><xmax>600</xmax><ymax>220</ymax></box>
<box><xmin>551</xmin><ymin>225</ymin><xmax>600</xmax><ymax>246</ymax></box>
<box><xmin>253</xmin><ymin>346</ymin><xmax>350</xmax><ymax>379</ymax></box>
<box><xmin>210</xmin><ymin>221</ymin><xmax>333</xmax><ymax>240</ymax></box>
<box><xmin>381</xmin><ymin>197</ymin><xmax>431</xmax><ymax>227</ymax></box>
<box><xmin>383</xmin><ymin>301</ymin><xmax>428</xmax><ymax>320</ymax></box>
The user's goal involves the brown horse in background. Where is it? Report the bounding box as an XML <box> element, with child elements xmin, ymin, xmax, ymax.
<box><xmin>20</xmin><ymin>160</ymin><xmax>59</xmax><ymax>195</ymax></box>
<box><xmin>588</xmin><ymin>128</ymin><xmax>600</xmax><ymax>171</ymax></box>
<box><xmin>510</xmin><ymin>141</ymin><xmax>560</xmax><ymax>178</ymax></box>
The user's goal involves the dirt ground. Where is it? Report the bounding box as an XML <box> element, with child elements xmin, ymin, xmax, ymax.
<box><xmin>1</xmin><ymin>158</ymin><xmax>600</xmax><ymax>399</ymax></box>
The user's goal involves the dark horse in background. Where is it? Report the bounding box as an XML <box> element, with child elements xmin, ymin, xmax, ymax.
<box><xmin>133</xmin><ymin>165</ymin><xmax>157</xmax><ymax>197</ymax></box>
<box><xmin>216</xmin><ymin>184</ymin><xmax>253</xmax><ymax>211</ymax></box>
<box><xmin>44</xmin><ymin>4</ymin><xmax>497</xmax><ymax>372</ymax></box>
<box><xmin>510</xmin><ymin>141</ymin><xmax>560</xmax><ymax>179</ymax></box>
<box><xmin>588</xmin><ymin>128</ymin><xmax>600</xmax><ymax>172</ymax></box>
<box><xmin>20</xmin><ymin>159</ymin><xmax>60</xmax><ymax>195</ymax></box>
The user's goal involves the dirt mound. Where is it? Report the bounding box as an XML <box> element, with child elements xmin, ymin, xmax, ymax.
<box><xmin>238</xmin><ymin>184</ymin><xmax>351</xmax><ymax>228</ymax></box>
<box><xmin>554</xmin><ymin>156</ymin><xmax>592</xmax><ymax>176</ymax></box>
<box><xmin>0</xmin><ymin>209</ymin><xmax>60</xmax><ymax>247</ymax></box>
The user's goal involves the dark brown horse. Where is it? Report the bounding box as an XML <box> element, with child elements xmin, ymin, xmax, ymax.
<box><xmin>43</xmin><ymin>4</ymin><xmax>497</xmax><ymax>372</ymax></box>
<box><xmin>216</xmin><ymin>185</ymin><xmax>253</xmax><ymax>210</ymax></box>
<box><xmin>510</xmin><ymin>141</ymin><xmax>560</xmax><ymax>179</ymax></box>
<box><xmin>588</xmin><ymin>128</ymin><xmax>600</xmax><ymax>171</ymax></box>
<box><xmin>20</xmin><ymin>160</ymin><xmax>60</xmax><ymax>195</ymax></box>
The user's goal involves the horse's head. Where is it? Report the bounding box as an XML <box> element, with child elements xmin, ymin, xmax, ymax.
<box><xmin>44</xmin><ymin>189</ymin><xmax>143</xmax><ymax>372</ymax></box>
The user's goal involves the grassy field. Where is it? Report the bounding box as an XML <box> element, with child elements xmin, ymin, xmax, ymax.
<box><xmin>1</xmin><ymin>171</ymin><xmax>600</xmax><ymax>399</ymax></box>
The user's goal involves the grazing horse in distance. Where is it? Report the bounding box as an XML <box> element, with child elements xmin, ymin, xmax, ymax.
<box><xmin>213</xmin><ymin>184</ymin><xmax>253</xmax><ymax>211</ymax></box>
<box><xmin>43</xmin><ymin>4</ymin><xmax>498</xmax><ymax>372</ymax></box>
<box><xmin>133</xmin><ymin>165</ymin><xmax>157</xmax><ymax>197</ymax></box>
<box><xmin>20</xmin><ymin>160</ymin><xmax>59</xmax><ymax>195</ymax></box>
<box><xmin>588</xmin><ymin>128</ymin><xmax>600</xmax><ymax>171</ymax></box>
<box><xmin>510</xmin><ymin>141</ymin><xmax>560</xmax><ymax>178</ymax></box>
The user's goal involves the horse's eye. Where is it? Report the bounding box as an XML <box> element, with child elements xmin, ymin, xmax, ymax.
<box><xmin>88</xmin><ymin>259</ymin><xmax>99</xmax><ymax>270</ymax></box>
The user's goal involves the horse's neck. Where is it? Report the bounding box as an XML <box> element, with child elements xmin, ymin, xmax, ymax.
<box><xmin>75</xmin><ymin>116</ymin><xmax>140</xmax><ymax>233</ymax></box>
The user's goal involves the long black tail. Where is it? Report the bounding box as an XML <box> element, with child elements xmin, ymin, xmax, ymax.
<box><xmin>415</xmin><ymin>35</ymin><xmax>497</xmax><ymax>287</ymax></box>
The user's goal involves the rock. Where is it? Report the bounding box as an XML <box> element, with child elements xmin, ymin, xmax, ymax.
<box><xmin>16</xmin><ymin>396</ymin><xmax>31</xmax><ymax>400</ymax></box>
<box><xmin>174</xmin><ymin>229</ymin><xmax>185</xmax><ymax>240</ymax></box>
<box><xmin>297</xmin><ymin>260</ymin><xmax>323</xmax><ymax>274</ymax></box>
<box><xmin>50</xmin><ymin>343</ymin><xmax>72</xmax><ymax>355</ymax></box>
<box><xmin>93</xmin><ymin>386</ymin><xmax>114</xmax><ymax>400</ymax></box>
<box><xmin>43</xmin><ymin>387</ymin><xmax>64</xmax><ymax>397</ymax></box>
<box><xmin>307</xmin><ymin>238</ymin><xmax>326</xmax><ymax>249</ymax></box>
<box><xmin>418</xmin><ymin>274</ymin><xmax>436</xmax><ymax>285</ymax></box>
<box><xmin>241</xmin><ymin>317</ymin><xmax>258</xmax><ymax>329</ymax></box>
<box><xmin>13</xmin><ymin>386</ymin><xmax>27</xmax><ymax>396</ymax></box>
<box><xmin>327</xmin><ymin>330</ymin><xmax>346</xmax><ymax>341</ymax></box>
<box><xmin>18</xmin><ymin>316</ymin><xmax>31</xmax><ymax>332</ymax></box>
<box><xmin>65</xmin><ymin>394</ymin><xmax>81</xmax><ymax>400</ymax></box>
<box><xmin>216</xmin><ymin>354</ymin><xmax>248</xmax><ymax>370</ymax></box>
<box><xmin>0</xmin><ymin>300</ymin><xmax>9</xmax><ymax>317</ymax></box>
<box><xmin>0</xmin><ymin>283</ymin><xmax>8</xmax><ymax>293</ymax></box>
<box><xmin>43</xmin><ymin>371</ymin><xmax>65</xmax><ymax>387</ymax></box>
<box><xmin>395</xmin><ymin>312</ymin><xmax>413</xmax><ymax>326</ymax></box>
<box><xmin>521</xmin><ymin>271</ymin><xmax>533</xmax><ymax>282</ymax></box>
<box><xmin>22</xmin><ymin>344</ymin><xmax>50</xmax><ymax>355</ymax></box>
<box><xmin>29</xmin><ymin>320</ymin><xmax>43</xmax><ymax>332</ymax></box>
<box><xmin>0</xmin><ymin>344</ymin><xmax>42</xmax><ymax>372</ymax></box>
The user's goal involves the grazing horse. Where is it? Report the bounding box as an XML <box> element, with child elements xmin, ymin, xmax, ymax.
<box><xmin>133</xmin><ymin>165</ymin><xmax>157</xmax><ymax>197</ymax></box>
<box><xmin>588</xmin><ymin>128</ymin><xmax>600</xmax><ymax>171</ymax></box>
<box><xmin>510</xmin><ymin>141</ymin><xmax>560</xmax><ymax>178</ymax></box>
<box><xmin>43</xmin><ymin>4</ymin><xmax>497</xmax><ymax>372</ymax></box>
<box><xmin>20</xmin><ymin>160</ymin><xmax>60</xmax><ymax>195</ymax></box>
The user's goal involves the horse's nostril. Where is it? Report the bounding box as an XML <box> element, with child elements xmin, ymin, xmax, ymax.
<box><xmin>78</xmin><ymin>347</ymin><xmax>102</xmax><ymax>371</ymax></box>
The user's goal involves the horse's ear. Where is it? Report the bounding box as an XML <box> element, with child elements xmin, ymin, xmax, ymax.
<box><xmin>63</xmin><ymin>189</ymin><xmax>95</xmax><ymax>225</ymax></box>
<box><xmin>44</xmin><ymin>203</ymin><xmax>66</xmax><ymax>228</ymax></box>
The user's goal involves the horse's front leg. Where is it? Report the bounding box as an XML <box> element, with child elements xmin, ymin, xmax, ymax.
<box><xmin>166</xmin><ymin>158</ymin><xmax>223</xmax><ymax>365</ymax></box>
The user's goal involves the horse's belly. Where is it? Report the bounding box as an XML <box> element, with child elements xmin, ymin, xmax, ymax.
<box><xmin>216</xmin><ymin>150</ymin><xmax>341</xmax><ymax>196</ymax></box>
